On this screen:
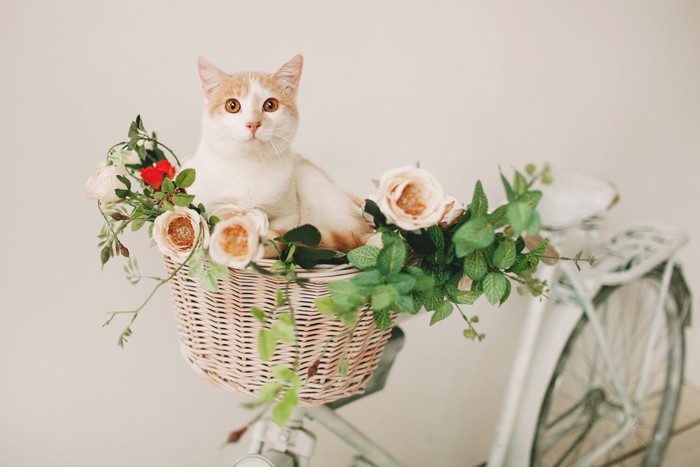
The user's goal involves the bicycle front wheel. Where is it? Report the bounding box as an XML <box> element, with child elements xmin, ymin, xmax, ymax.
<box><xmin>531</xmin><ymin>264</ymin><xmax>689</xmax><ymax>466</ymax></box>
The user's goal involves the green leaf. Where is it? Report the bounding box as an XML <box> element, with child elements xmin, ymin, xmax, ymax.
<box><xmin>175</xmin><ymin>168</ymin><xmax>196</xmax><ymax>188</ymax></box>
<box><xmin>116</xmin><ymin>174</ymin><xmax>131</xmax><ymax>191</ymax></box>
<box><xmin>386</xmin><ymin>273</ymin><xmax>417</xmax><ymax>294</ymax></box>
<box><xmin>430</xmin><ymin>301</ymin><xmax>454</xmax><ymax>325</ymax></box>
<box><xmin>272</xmin><ymin>388</ymin><xmax>299</xmax><ymax>426</ymax></box>
<box><xmin>463</xmin><ymin>328</ymin><xmax>478</xmax><ymax>340</ymax></box>
<box><xmin>525</xmin><ymin>163</ymin><xmax>536</xmax><ymax>176</ymax></box>
<box><xmin>172</xmin><ymin>193</ymin><xmax>195</xmax><ymax>207</ymax></box>
<box><xmin>405</xmin><ymin>230</ymin><xmax>438</xmax><ymax>256</ymax></box>
<box><xmin>500</xmin><ymin>171</ymin><xmax>515</xmax><ymax>202</ymax></box>
<box><xmin>115</xmin><ymin>188</ymin><xmax>130</xmax><ymax>199</ymax></box>
<box><xmin>328</xmin><ymin>281</ymin><xmax>364</xmax><ymax>311</ymax></box>
<box><xmin>451</xmin><ymin>289</ymin><xmax>482</xmax><ymax>305</ymax></box>
<box><xmin>271</xmin><ymin>316</ymin><xmax>295</xmax><ymax>344</ymax></box>
<box><xmin>277</xmin><ymin>224</ymin><xmax>321</xmax><ymax>247</ymax></box>
<box><xmin>250</xmin><ymin>306</ymin><xmax>266</xmax><ymax>324</ymax></box>
<box><xmin>469</xmin><ymin>180</ymin><xmax>488</xmax><ymax>217</ymax></box>
<box><xmin>463</xmin><ymin>249</ymin><xmax>488</xmax><ymax>281</ymax></box>
<box><xmin>338</xmin><ymin>310</ymin><xmax>357</xmax><ymax>328</ymax></box>
<box><xmin>209</xmin><ymin>261</ymin><xmax>229</xmax><ymax>280</ymax></box>
<box><xmin>100</xmin><ymin>246</ymin><xmax>110</xmax><ymax>265</ymax></box>
<box><xmin>200</xmin><ymin>272</ymin><xmax>219</xmax><ymax>292</ymax></box>
<box><xmin>526</xmin><ymin>211</ymin><xmax>541</xmax><ymax>236</ymax></box>
<box><xmin>153</xmin><ymin>191</ymin><xmax>166</xmax><ymax>201</ymax></box>
<box><xmin>488</xmin><ymin>205</ymin><xmax>508</xmax><ymax>229</ymax></box>
<box><xmin>426</xmin><ymin>226</ymin><xmax>445</xmax><ymax>264</ymax></box>
<box><xmin>531</xmin><ymin>238</ymin><xmax>549</xmax><ymax>256</ymax></box>
<box><xmin>500</xmin><ymin>277</ymin><xmax>512</xmax><ymax>305</ymax></box>
<box><xmin>371</xmin><ymin>285</ymin><xmax>399</xmax><ymax>312</ymax></box>
<box><xmin>493</xmin><ymin>239</ymin><xmax>516</xmax><ymax>269</ymax></box>
<box><xmin>453</xmin><ymin>217</ymin><xmax>495</xmax><ymax>257</ymax></box>
<box><xmin>372</xmin><ymin>309</ymin><xmax>392</xmax><ymax>330</ymax></box>
<box><xmin>338</xmin><ymin>355</ymin><xmax>349</xmax><ymax>377</ymax></box>
<box><xmin>276</xmin><ymin>290</ymin><xmax>285</xmax><ymax>307</ymax></box>
<box><xmin>257</xmin><ymin>382</ymin><xmax>283</xmax><ymax>403</ymax></box>
<box><xmin>520</xmin><ymin>191</ymin><xmax>542</xmax><ymax>209</ymax></box>
<box><xmin>405</xmin><ymin>267</ymin><xmax>435</xmax><ymax>293</ymax></box>
<box><xmin>483</xmin><ymin>272</ymin><xmax>508</xmax><ymax>305</ymax></box>
<box><xmin>130</xmin><ymin>216</ymin><xmax>147</xmax><ymax>232</ymax></box>
<box><xmin>161</xmin><ymin>178</ymin><xmax>175</xmax><ymax>194</ymax></box>
<box><xmin>187</xmin><ymin>261</ymin><xmax>205</xmax><ymax>278</ymax></box>
<box><xmin>271</xmin><ymin>365</ymin><xmax>296</xmax><ymax>382</ymax></box>
<box><xmin>258</xmin><ymin>329</ymin><xmax>276</xmax><ymax>361</ymax></box>
<box><xmin>416</xmin><ymin>287</ymin><xmax>444</xmax><ymax>311</ymax></box>
<box><xmin>347</xmin><ymin>246</ymin><xmax>381</xmax><ymax>270</ymax></box>
<box><xmin>395</xmin><ymin>295</ymin><xmax>419</xmax><ymax>314</ymax></box>
<box><xmin>506</xmin><ymin>202</ymin><xmax>533</xmax><ymax>234</ymax></box>
<box><xmin>352</xmin><ymin>270</ymin><xmax>383</xmax><ymax>288</ymax></box>
<box><xmin>315</xmin><ymin>296</ymin><xmax>341</xmax><ymax>317</ymax></box>
<box><xmin>376</xmin><ymin>239</ymin><xmax>407</xmax><ymax>275</ymax></box>
<box><xmin>363</xmin><ymin>199</ymin><xmax>387</xmax><ymax>228</ymax></box>
<box><xmin>514</xmin><ymin>171</ymin><xmax>527</xmax><ymax>195</ymax></box>
<box><xmin>293</xmin><ymin>246</ymin><xmax>340</xmax><ymax>269</ymax></box>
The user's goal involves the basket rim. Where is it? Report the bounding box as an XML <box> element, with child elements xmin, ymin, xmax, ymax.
<box><xmin>254</xmin><ymin>258</ymin><xmax>360</xmax><ymax>280</ymax></box>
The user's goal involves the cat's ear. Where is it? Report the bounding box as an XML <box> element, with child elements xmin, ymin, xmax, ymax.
<box><xmin>273</xmin><ymin>55</ymin><xmax>303</xmax><ymax>99</ymax></box>
<box><xmin>197</xmin><ymin>56</ymin><xmax>226</xmax><ymax>100</ymax></box>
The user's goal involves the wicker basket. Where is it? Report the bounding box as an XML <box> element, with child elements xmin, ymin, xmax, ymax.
<box><xmin>164</xmin><ymin>257</ymin><xmax>395</xmax><ymax>406</ymax></box>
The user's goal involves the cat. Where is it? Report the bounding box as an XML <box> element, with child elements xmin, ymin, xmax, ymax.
<box><xmin>184</xmin><ymin>55</ymin><xmax>372</xmax><ymax>252</ymax></box>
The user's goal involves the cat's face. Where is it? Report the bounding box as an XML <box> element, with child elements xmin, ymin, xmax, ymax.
<box><xmin>197</xmin><ymin>56</ymin><xmax>303</xmax><ymax>156</ymax></box>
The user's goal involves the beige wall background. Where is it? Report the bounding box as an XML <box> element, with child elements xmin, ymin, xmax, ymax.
<box><xmin>1</xmin><ymin>1</ymin><xmax>698</xmax><ymax>466</ymax></box>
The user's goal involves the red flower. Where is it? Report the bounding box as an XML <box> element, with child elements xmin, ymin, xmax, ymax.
<box><xmin>155</xmin><ymin>160</ymin><xmax>176</xmax><ymax>179</ymax></box>
<box><xmin>141</xmin><ymin>160</ymin><xmax>176</xmax><ymax>190</ymax></box>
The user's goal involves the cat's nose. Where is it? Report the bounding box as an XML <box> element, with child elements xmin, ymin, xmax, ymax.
<box><xmin>246</xmin><ymin>121</ymin><xmax>261</xmax><ymax>135</ymax></box>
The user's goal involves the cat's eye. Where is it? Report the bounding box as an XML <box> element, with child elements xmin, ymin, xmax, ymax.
<box><xmin>263</xmin><ymin>98</ymin><xmax>279</xmax><ymax>112</ymax></box>
<box><xmin>225</xmin><ymin>99</ymin><xmax>241</xmax><ymax>113</ymax></box>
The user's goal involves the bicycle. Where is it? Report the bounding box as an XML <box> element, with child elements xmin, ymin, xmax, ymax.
<box><xmin>231</xmin><ymin>170</ymin><xmax>693</xmax><ymax>467</ymax></box>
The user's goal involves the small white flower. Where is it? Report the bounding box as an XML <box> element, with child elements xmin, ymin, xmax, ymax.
<box><xmin>84</xmin><ymin>161</ymin><xmax>128</xmax><ymax>203</ymax></box>
<box><xmin>376</xmin><ymin>166</ymin><xmax>446</xmax><ymax>231</ymax></box>
<box><xmin>209</xmin><ymin>211</ymin><xmax>268</xmax><ymax>269</ymax></box>
<box><xmin>439</xmin><ymin>194</ymin><xmax>465</xmax><ymax>227</ymax></box>
<box><xmin>153</xmin><ymin>207</ymin><xmax>210</xmax><ymax>262</ymax></box>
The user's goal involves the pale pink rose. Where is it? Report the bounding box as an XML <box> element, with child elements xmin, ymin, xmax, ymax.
<box><xmin>208</xmin><ymin>211</ymin><xmax>269</xmax><ymax>269</ymax></box>
<box><xmin>153</xmin><ymin>207</ymin><xmax>210</xmax><ymax>262</ymax></box>
<box><xmin>212</xmin><ymin>205</ymin><xmax>269</xmax><ymax>235</ymax></box>
<box><xmin>377</xmin><ymin>166</ymin><xmax>445</xmax><ymax>230</ymax></box>
<box><xmin>84</xmin><ymin>162</ymin><xmax>128</xmax><ymax>203</ymax></box>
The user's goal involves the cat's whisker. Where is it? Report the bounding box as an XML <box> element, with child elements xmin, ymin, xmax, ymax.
<box><xmin>272</xmin><ymin>135</ymin><xmax>292</xmax><ymax>144</ymax></box>
<box><xmin>267</xmin><ymin>138</ymin><xmax>284</xmax><ymax>159</ymax></box>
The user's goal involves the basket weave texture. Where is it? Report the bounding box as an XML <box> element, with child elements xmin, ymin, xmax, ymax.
<box><xmin>165</xmin><ymin>257</ymin><xmax>394</xmax><ymax>406</ymax></box>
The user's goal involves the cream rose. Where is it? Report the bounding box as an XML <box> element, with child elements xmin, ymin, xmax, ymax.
<box><xmin>208</xmin><ymin>211</ymin><xmax>269</xmax><ymax>269</ymax></box>
<box><xmin>84</xmin><ymin>162</ymin><xmax>128</xmax><ymax>204</ymax></box>
<box><xmin>153</xmin><ymin>207</ymin><xmax>210</xmax><ymax>262</ymax></box>
<box><xmin>212</xmin><ymin>205</ymin><xmax>269</xmax><ymax>235</ymax></box>
<box><xmin>377</xmin><ymin>166</ymin><xmax>446</xmax><ymax>230</ymax></box>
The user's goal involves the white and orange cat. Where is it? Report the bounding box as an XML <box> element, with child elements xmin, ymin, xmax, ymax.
<box><xmin>185</xmin><ymin>55</ymin><xmax>371</xmax><ymax>251</ymax></box>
